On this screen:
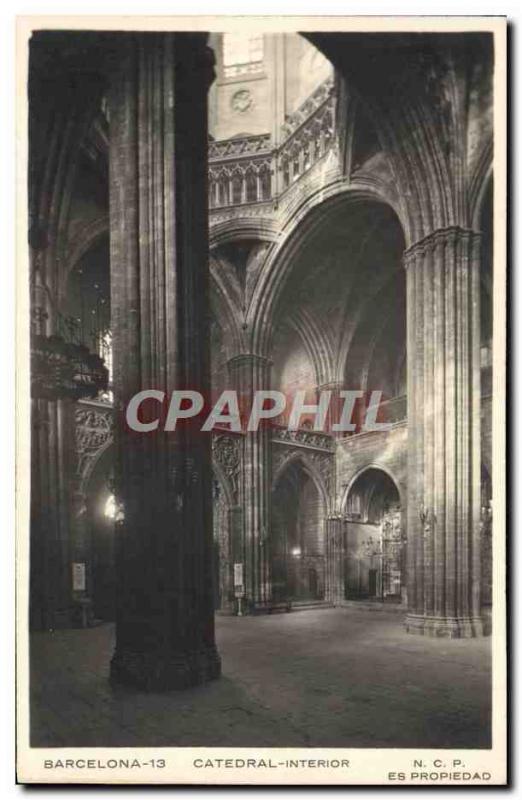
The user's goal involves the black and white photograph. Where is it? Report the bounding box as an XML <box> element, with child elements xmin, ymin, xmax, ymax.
<box><xmin>15</xmin><ymin>14</ymin><xmax>507</xmax><ymax>785</ymax></box>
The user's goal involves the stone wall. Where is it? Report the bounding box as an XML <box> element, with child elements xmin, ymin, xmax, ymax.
<box><xmin>208</xmin><ymin>34</ymin><xmax>332</xmax><ymax>143</ymax></box>
<box><xmin>336</xmin><ymin>424</ymin><xmax>408</xmax><ymax>512</ymax></box>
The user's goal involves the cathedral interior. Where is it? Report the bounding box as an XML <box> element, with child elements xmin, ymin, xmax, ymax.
<box><xmin>28</xmin><ymin>29</ymin><xmax>493</xmax><ymax>747</ymax></box>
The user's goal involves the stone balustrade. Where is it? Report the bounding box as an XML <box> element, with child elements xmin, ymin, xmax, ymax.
<box><xmin>208</xmin><ymin>77</ymin><xmax>336</xmax><ymax>211</ymax></box>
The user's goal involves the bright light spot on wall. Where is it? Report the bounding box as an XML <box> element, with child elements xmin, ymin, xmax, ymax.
<box><xmin>291</xmin><ymin>546</ymin><xmax>301</xmax><ymax>557</ymax></box>
<box><xmin>104</xmin><ymin>494</ymin><xmax>116</xmax><ymax>519</ymax></box>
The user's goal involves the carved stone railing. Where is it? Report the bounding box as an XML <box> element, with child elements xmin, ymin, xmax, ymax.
<box><xmin>209</xmin><ymin>133</ymin><xmax>273</xmax><ymax>208</ymax></box>
<box><xmin>338</xmin><ymin>395</ymin><xmax>407</xmax><ymax>443</ymax></box>
<box><xmin>272</xmin><ymin>432</ymin><xmax>335</xmax><ymax>498</ymax></box>
<box><xmin>277</xmin><ymin>77</ymin><xmax>335</xmax><ymax>192</ymax></box>
<box><xmin>281</xmin><ymin>78</ymin><xmax>334</xmax><ymax>139</ymax></box>
<box><xmin>208</xmin><ymin>77</ymin><xmax>337</xmax><ymax>214</ymax></box>
<box><xmin>209</xmin><ymin>133</ymin><xmax>271</xmax><ymax>161</ymax></box>
<box><xmin>223</xmin><ymin>60</ymin><xmax>264</xmax><ymax>79</ymax></box>
<box><xmin>271</xmin><ymin>425</ymin><xmax>335</xmax><ymax>453</ymax></box>
<box><xmin>379</xmin><ymin>395</ymin><xmax>407</xmax><ymax>425</ymax></box>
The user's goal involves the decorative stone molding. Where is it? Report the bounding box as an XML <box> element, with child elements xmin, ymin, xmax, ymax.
<box><xmin>272</xmin><ymin>426</ymin><xmax>335</xmax><ymax>453</ymax></box>
<box><xmin>209</xmin><ymin>203</ymin><xmax>274</xmax><ymax>226</ymax></box>
<box><xmin>73</xmin><ymin>405</ymin><xmax>241</xmax><ymax>507</ymax></box>
<box><xmin>306</xmin><ymin>451</ymin><xmax>335</xmax><ymax>495</ymax></box>
<box><xmin>230</xmin><ymin>89</ymin><xmax>254</xmax><ymax>113</ymax></box>
<box><xmin>403</xmin><ymin>226</ymin><xmax>481</xmax><ymax>265</ymax></box>
<box><xmin>209</xmin><ymin>157</ymin><xmax>272</xmax><ymax>208</ymax></box>
<box><xmin>281</xmin><ymin>77</ymin><xmax>335</xmax><ymax>139</ymax></box>
<box><xmin>209</xmin><ymin>133</ymin><xmax>271</xmax><ymax>161</ymax></box>
<box><xmin>75</xmin><ymin>402</ymin><xmax>114</xmax><ymax>489</ymax></box>
<box><xmin>208</xmin><ymin>77</ymin><xmax>339</xmax><ymax>214</ymax></box>
<box><xmin>278</xmin><ymin>81</ymin><xmax>336</xmax><ymax>191</ymax></box>
<box><xmin>212</xmin><ymin>433</ymin><xmax>241</xmax><ymax>502</ymax></box>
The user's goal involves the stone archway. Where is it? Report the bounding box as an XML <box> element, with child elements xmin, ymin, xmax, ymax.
<box><xmin>270</xmin><ymin>456</ymin><xmax>327</xmax><ymax>603</ymax></box>
<box><xmin>343</xmin><ymin>467</ymin><xmax>404</xmax><ymax>603</ymax></box>
<box><xmin>73</xmin><ymin>409</ymin><xmax>242</xmax><ymax>618</ymax></box>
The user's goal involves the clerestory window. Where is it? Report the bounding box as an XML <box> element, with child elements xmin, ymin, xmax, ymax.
<box><xmin>222</xmin><ymin>33</ymin><xmax>264</xmax><ymax>78</ymax></box>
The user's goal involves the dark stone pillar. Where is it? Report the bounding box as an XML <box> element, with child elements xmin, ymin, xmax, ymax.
<box><xmin>227</xmin><ymin>505</ymin><xmax>243</xmax><ymax>612</ymax></box>
<box><xmin>108</xmin><ymin>33</ymin><xmax>220</xmax><ymax>689</ymax></box>
<box><xmin>404</xmin><ymin>227</ymin><xmax>483</xmax><ymax>637</ymax></box>
<box><xmin>227</xmin><ymin>354</ymin><xmax>272</xmax><ymax>608</ymax></box>
<box><xmin>30</xmin><ymin>277</ymin><xmax>75</xmax><ymax>630</ymax></box>
<box><xmin>28</xmin><ymin>40</ymin><xmax>105</xmax><ymax>631</ymax></box>
<box><xmin>30</xmin><ymin>401</ymin><xmax>76</xmax><ymax>629</ymax></box>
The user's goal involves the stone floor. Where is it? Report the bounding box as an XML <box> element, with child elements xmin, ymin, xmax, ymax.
<box><xmin>30</xmin><ymin>607</ymin><xmax>491</xmax><ymax>749</ymax></box>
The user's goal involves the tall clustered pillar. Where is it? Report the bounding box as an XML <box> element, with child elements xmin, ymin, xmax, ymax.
<box><xmin>108</xmin><ymin>33</ymin><xmax>221</xmax><ymax>689</ymax></box>
<box><xmin>227</xmin><ymin>354</ymin><xmax>272</xmax><ymax>609</ymax></box>
<box><xmin>325</xmin><ymin>515</ymin><xmax>344</xmax><ymax>605</ymax></box>
<box><xmin>404</xmin><ymin>227</ymin><xmax>483</xmax><ymax>638</ymax></box>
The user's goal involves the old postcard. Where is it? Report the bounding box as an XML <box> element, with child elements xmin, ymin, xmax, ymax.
<box><xmin>16</xmin><ymin>14</ymin><xmax>507</xmax><ymax>785</ymax></box>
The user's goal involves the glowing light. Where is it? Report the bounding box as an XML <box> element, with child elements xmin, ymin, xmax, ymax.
<box><xmin>104</xmin><ymin>494</ymin><xmax>116</xmax><ymax>519</ymax></box>
<box><xmin>291</xmin><ymin>547</ymin><xmax>301</xmax><ymax>557</ymax></box>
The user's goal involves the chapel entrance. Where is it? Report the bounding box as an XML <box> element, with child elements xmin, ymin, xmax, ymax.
<box><xmin>343</xmin><ymin>467</ymin><xmax>404</xmax><ymax>603</ymax></box>
<box><xmin>270</xmin><ymin>459</ymin><xmax>326</xmax><ymax>603</ymax></box>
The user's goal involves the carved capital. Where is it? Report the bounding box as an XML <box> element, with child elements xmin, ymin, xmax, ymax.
<box><xmin>403</xmin><ymin>226</ymin><xmax>482</xmax><ymax>268</ymax></box>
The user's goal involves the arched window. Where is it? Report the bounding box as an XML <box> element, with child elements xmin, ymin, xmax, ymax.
<box><xmin>303</xmin><ymin>142</ymin><xmax>312</xmax><ymax>172</ymax></box>
<box><xmin>245</xmin><ymin>170</ymin><xmax>257</xmax><ymax>202</ymax></box>
<box><xmin>231</xmin><ymin>172</ymin><xmax>243</xmax><ymax>205</ymax></box>
<box><xmin>218</xmin><ymin>176</ymin><xmax>229</xmax><ymax>207</ymax></box>
<box><xmin>313</xmin><ymin>133</ymin><xmax>322</xmax><ymax>161</ymax></box>
<box><xmin>282</xmin><ymin>159</ymin><xmax>290</xmax><ymax>189</ymax></box>
<box><xmin>209</xmin><ymin>179</ymin><xmax>217</xmax><ymax>208</ymax></box>
<box><xmin>259</xmin><ymin>166</ymin><xmax>271</xmax><ymax>200</ymax></box>
<box><xmin>96</xmin><ymin>328</ymin><xmax>113</xmax><ymax>403</ymax></box>
<box><xmin>223</xmin><ymin>33</ymin><xmax>264</xmax><ymax>77</ymax></box>
<box><xmin>292</xmin><ymin>152</ymin><xmax>300</xmax><ymax>181</ymax></box>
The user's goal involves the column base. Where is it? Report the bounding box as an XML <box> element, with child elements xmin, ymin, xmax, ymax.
<box><xmin>405</xmin><ymin>614</ymin><xmax>485</xmax><ymax>638</ymax></box>
<box><xmin>110</xmin><ymin>644</ymin><xmax>221</xmax><ymax>691</ymax></box>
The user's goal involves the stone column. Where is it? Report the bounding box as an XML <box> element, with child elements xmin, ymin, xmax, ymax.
<box><xmin>30</xmin><ymin>272</ymin><xmax>76</xmax><ymax>630</ymax></box>
<box><xmin>228</xmin><ymin>505</ymin><xmax>243</xmax><ymax>611</ymax></box>
<box><xmin>28</xmin><ymin>46</ymin><xmax>104</xmax><ymax>629</ymax></box>
<box><xmin>404</xmin><ymin>227</ymin><xmax>483</xmax><ymax>638</ymax></box>
<box><xmin>325</xmin><ymin>515</ymin><xmax>344</xmax><ymax>604</ymax></box>
<box><xmin>227</xmin><ymin>354</ymin><xmax>272</xmax><ymax>608</ymax></box>
<box><xmin>108</xmin><ymin>33</ymin><xmax>221</xmax><ymax>689</ymax></box>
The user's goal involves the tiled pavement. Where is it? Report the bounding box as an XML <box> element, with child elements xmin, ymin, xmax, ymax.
<box><xmin>30</xmin><ymin>606</ymin><xmax>491</xmax><ymax>749</ymax></box>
